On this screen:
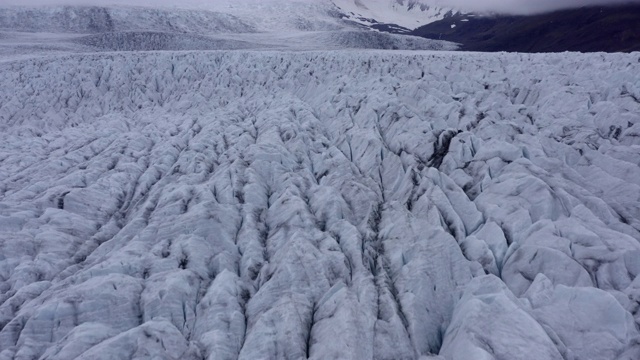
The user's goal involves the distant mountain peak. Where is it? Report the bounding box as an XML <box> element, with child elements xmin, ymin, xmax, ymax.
<box><xmin>332</xmin><ymin>0</ymin><xmax>459</xmax><ymax>32</ymax></box>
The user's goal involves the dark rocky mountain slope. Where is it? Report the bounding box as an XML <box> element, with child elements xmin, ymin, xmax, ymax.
<box><xmin>411</xmin><ymin>4</ymin><xmax>640</xmax><ymax>52</ymax></box>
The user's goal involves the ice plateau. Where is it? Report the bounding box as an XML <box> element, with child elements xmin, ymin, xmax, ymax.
<box><xmin>0</xmin><ymin>4</ymin><xmax>457</xmax><ymax>57</ymax></box>
<box><xmin>0</xmin><ymin>49</ymin><xmax>639</xmax><ymax>359</ymax></box>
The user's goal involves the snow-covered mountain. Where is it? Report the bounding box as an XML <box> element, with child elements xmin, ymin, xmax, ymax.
<box><xmin>332</xmin><ymin>0</ymin><xmax>458</xmax><ymax>32</ymax></box>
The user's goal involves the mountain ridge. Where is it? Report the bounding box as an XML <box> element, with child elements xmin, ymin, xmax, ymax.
<box><xmin>410</xmin><ymin>4</ymin><xmax>640</xmax><ymax>52</ymax></box>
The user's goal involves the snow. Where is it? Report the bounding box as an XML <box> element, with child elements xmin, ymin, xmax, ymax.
<box><xmin>332</xmin><ymin>0</ymin><xmax>457</xmax><ymax>30</ymax></box>
<box><xmin>0</xmin><ymin>49</ymin><xmax>639</xmax><ymax>359</ymax></box>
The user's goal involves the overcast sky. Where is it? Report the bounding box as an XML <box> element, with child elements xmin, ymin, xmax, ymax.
<box><xmin>1</xmin><ymin>0</ymin><xmax>639</xmax><ymax>15</ymax></box>
<box><xmin>429</xmin><ymin>0</ymin><xmax>640</xmax><ymax>14</ymax></box>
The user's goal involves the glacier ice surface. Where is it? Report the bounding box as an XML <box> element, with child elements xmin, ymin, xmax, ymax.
<box><xmin>0</xmin><ymin>50</ymin><xmax>639</xmax><ymax>359</ymax></box>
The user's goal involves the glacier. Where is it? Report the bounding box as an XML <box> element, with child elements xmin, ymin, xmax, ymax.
<box><xmin>0</xmin><ymin>49</ymin><xmax>639</xmax><ymax>359</ymax></box>
<box><xmin>0</xmin><ymin>4</ymin><xmax>457</xmax><ymax>58</ymax></box>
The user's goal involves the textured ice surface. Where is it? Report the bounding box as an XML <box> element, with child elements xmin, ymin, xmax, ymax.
<box><xmin>0</xmin><ymin>51</ymin><xmax>640</xmax><ymax>359</ymax></box>
<box><xmin>0</xmin><ymin>6</ymin><xmax>256</xmax><ymax>34</ymax></box>
<box><xmin>0</xmin><ymin>4</ymin><xmax>457</xmax><ymax>58</ymax></box>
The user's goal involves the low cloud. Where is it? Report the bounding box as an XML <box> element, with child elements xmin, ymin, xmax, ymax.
<box><xmin>427</xmin><ymin>0</ymin><xmax>640</xmax><ymax>14</ymax></box>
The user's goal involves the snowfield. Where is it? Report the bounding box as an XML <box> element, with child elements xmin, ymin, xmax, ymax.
<box><xmin>0</xmin><ymin>50</ymin><xmax>640</xmax><ymax>360</ymax></box>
